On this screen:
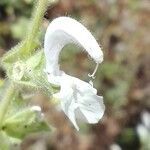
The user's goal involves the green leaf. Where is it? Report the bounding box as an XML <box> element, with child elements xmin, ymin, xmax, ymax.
<box><xmin>5</xmin><ymin>91</ymin><xmax>27</xmax><ymax>118</ymax></box>
<box><xmin>1</xmin><ymin>40</ymin><xmax>39</xmax><ymax>69</ymax></box>
<box><xmin>0</xmin><ymin>131</ymin><xmax>21</xmax><ymax>150</ymax></box>
<box><xmin>24</xmin><ymin>50</ymin><xmax>60</xmax><ymax>96</ymax></box>
<box><xmin>2</xmin><ymin>107</ymin><xmax>50</xmax><ymax>139</ymax></box>
<box><xmin>0</xmin><ymin>132</ymin><xmax>10</xmax><ymax>150</ymax></box>
<box><xmin>25</xmin><ymin>50</ymin><xmax>44</xmax><ymax>70</ymax></box>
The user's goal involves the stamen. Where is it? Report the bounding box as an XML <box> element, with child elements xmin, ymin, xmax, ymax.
<box><xmin>89</xmin><ymin>80</ymin><xmax>93</xmax><ymax>86</ymax></box>
<box><xmin>88</xmin><ymin>63</ymin><xmax>99</xmax><ymax>79</ymax></box>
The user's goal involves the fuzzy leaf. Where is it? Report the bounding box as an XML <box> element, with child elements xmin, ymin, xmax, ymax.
<box><xmin>1</xmin><ymin>40</ymin><xmax>39</xmax><ymax>69</ymax></box>
<box><xmin>0</xmin><ymin>132</ymin><xmax>10</xmax><ymax>150</ymax></box>
<box><xmin>0</xmin><ymin>131</ymin><xmax>21</xmax><ymax>150</ymax></box>
<box><xmin>25</xmin><ymin>50</ymin><xmax>44</xmax><ymax>70</ymax></box>
<box><xmin>2</xmin><ymin>107</ymin><xmax>50</xmax><ymax>139</ymax></box>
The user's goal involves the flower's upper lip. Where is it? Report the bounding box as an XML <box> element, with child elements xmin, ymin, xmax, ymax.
<box><xmin>44</xmin><ymin>16</ymin><xmax>103</xmax><ymax>75</ymax></box>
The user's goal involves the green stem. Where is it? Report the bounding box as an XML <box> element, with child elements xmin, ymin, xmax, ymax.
<box><xmin>24</xmin><ymin>0</ymin><xmax>48</xmax><ymax>55</ymax></box>
<box><xmin>0</xmin><ymin>83</ymin><xmax>15</xmax><ymax>129</ymax></box>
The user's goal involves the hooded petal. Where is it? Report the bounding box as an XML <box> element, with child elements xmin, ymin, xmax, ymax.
<box><xmin>44</xmin><ymin>17</ymin><xmax>103</xmax><ymax>75</ymax></box>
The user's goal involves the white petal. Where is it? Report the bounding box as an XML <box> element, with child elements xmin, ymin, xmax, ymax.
<box><xmin>67</xmin><ymin>105</ymin><xmax>79</xmax><ymax>130</ymax></box>
<box><xmin>75</xmin><ymin>78</ymin><xmax>97</xmax><ymax>94</ymax></box>
<box><xmin>57</xmin><ymin>74</ymin><xmax>105</xmax><ymax>127</ymax></box>
<box><xmin>59</xmin><ymin>87</ymin><xmax>73</xmax><ymax>113</ymax></box>
<box><xmin>141</xmin><ymin>111</ymin><xmax>150</xmax><ymax>129</ymax></box>
<box><xmin>31</xmin><ymin>106</ymin><xmax>41</xmax><ymax>112</ymax></box>
<box><xmin>78</xmin><ymin>95</ymin><xmax>105</xmax><ymax>124</ymax></box>
<box><xmin>60</xmin><ymin>91</ymin><xmax>79</xmax><ymax>130</ymax></box>
<box><xmin>55</xmin><ymin>80</ymin><xmax>79</xmax><ymax>130</ymax></box>
<box><xmin>137</xmin><ymin>124</ymin><xmax>149</xmax><ymax>142</ymax></box>
<box><xmin>110</xmin><ymin>143</ymin><xmax>122</xmax><ymax>150</ymax></box>
<box><xmin>44</xmin><ymin>17</ymin><xmax>103</xmax><ymax>75</ymax></box>
<box><xmin>63</xmin><ymin>73</ymin><xmax>97</xmax><ymax>94</ymax></box>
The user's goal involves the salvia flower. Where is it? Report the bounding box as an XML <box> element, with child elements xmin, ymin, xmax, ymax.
<box><xmin>44</xmin><ymin>17</ymin><xmax>105</xmax><ymax>130</ymax></box>
<box><xmin>136</xmin><ymin>111</ymin><xmax>150</xmax><ymax>148</ymax></box>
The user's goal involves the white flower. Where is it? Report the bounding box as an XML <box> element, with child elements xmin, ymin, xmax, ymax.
<box><xmin>136</xmin><ymin>111</ymin><xmax>150</xmax><ymax>147</ymax></box>
<box><xmin>141</xmin><ymin>111</ymin><xmax>150</xmax><ymax>129</ymax></box>
<box><xmin>44</xmin><ymin>16</ymin><xmax>105</xmax><ymax>130</ymax></box>
<box><xmin>110</xmin><ymin>143</ymin><xmax>122</xmax><ymax>150</ymax></box>
<box><xmin>31</xmin><ymin>106</ymin><xmax>41</xmax><ymax>112</ymax></box>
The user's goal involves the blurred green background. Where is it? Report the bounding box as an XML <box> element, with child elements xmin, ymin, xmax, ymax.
<box><xmin>0</xmin><ymin>0</ymin><xmax>149</xmax><ymax>150</ymax></box>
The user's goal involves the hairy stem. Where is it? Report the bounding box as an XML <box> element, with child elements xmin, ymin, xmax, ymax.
<box><xmin>24</xmin><ymin>0</ymin><xmax>48</xmax><ymax>55</ymax></box>
<box><xmin>0</xmin><ymin>83</ymin><xmax>15</xmax><ymax>129</ymax></box>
